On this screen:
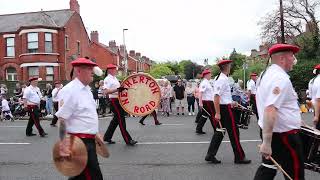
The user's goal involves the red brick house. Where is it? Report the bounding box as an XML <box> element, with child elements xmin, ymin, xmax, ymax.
<box><xmin>0</xmin><ymin>0</ymin><xmax>92</xmax><ymax>82</ymax></box>
<box><xmin>0</xmin><ymin>0</ymin><xmax>152</xmax><ymax>82</ymax></box>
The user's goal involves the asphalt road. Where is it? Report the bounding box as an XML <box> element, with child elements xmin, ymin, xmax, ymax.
<box><xmin>0</xmin><ymin>113</ymin><xmax>318</xmax><ymax>180</ymax></box>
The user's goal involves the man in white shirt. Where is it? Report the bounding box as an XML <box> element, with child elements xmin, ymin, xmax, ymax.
<box><xmin>50</xmin><ymin>81</ymin><xmax>63</xmax><ymax>127</ymax></box>
<box><xmin>205</xmin><ymin>59</ymin><xmax>251</xmax><ymax>164</ymax></box>
<box><xmin>56</xmin><ymin>57</ymin><xmax>104</xmax><ymax>179</ymax></box>
<box><xmin>254</xmin><ymin>44</ymin><xmax>304</xmax><ymax>180</ymax></box>
<box><xmin>23</xmin><ymin>77</ymin><xmax>47</xmax><ymax>137</ymax></box>
<box><xmin>1</xmin><ymin>94</ymin><xmax>13</xmax><ymax>121</ymax></box>
<box><xmin>311</xmin><ymin>64</ymin><xmax>320</xmax><ymax>130</ymax></box>
<box><xmin>103</xmin><ymin>64</ymin><xmax>137</xmax><ymax>146</ymax></box>
<box><xmin>247</xmin><ymin>73</ymin><xmax>259</xmax><ymax>120</ymax></box>
<box><xmin>195</xmin><ymin>69</ymin><xmax>217</xmax><ymax>135</ymax></box>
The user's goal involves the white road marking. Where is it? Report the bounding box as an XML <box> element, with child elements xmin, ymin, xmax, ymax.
<box><xmin>160</xmin><ymin>124</ymin><xmax>184</xmax><ymax>126</ymax></box>
<box><xmin>0</xmin><ymin>143</ymin><xmax>31</xmax><ymax>145</ymax></box>
<box><xmin>137</xmin><ymin>140</ymin><xmax>261</xmax><ymax>145</ymax></box>
<box><xmin>0</xmin><ymin>126</ymin><xmax>26</xmax><ymax>128</ymax></box>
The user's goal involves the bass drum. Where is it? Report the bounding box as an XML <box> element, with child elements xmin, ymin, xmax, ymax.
<box><xmin>119</xmin><ymin>73</ymin><xmax>161</xmax><ymax>116</ymax></box>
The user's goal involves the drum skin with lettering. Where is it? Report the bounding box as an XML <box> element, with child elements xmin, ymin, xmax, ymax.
<box><xmin>119</xmin><ymin>73</ymin><xmax>161</xmax><ymax>116</ymax></box>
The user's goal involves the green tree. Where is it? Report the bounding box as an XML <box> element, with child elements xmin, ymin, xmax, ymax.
<box><xmin>165</xmin><ymin>61</ymin><xmax>180</xmax><ymax>75</ymax></box>
<box><xmin>229</xmin><ymin>49</ymin><xmax>246</xmax><ymax>74</ymax></box>
<box><xmin>231</xmin><ymin>60</ymin><xmax>265</xmax><ymax>83</ymax></box>
<box><xmin>149</xmin><ymin>64</ymin><xmax>174</xmax><ymax>79</ymax></box>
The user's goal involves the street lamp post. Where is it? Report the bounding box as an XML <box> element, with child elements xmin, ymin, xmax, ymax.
<box><xmin>123</xmin><ymin>28</ymin><xmax>128</xmax><ymax>75</ymax></box>
<box><xmin>279</xmin><ymin>0</ymin><xmax>285</xmax><ymax>43</ymax></box>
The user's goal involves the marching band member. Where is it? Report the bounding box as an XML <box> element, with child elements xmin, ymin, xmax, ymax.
<box><xmin>253</xmin><ymin>44</ymin><xmax>305</xmax><ymax>180</ymax></box>
<box><xmin>139</xmin><ymin>110</ymin><xmax>162</xmax><ymax>125</ymax></box>
<box><xmin>195</xmin><ymin>69</ymin><xmax>216</xmax><ymax>134</ymax></box>
<box><xmin>311</xmin><ymin>64</ymin><xmax>320</xmax><ymax>130</ymax></box>
<box><xmin>56</xmin><ymin>57</ymin><xmax>103</xmax><ymax>179</ymax></box>
<box><xmin>50</xmin><ymin>81</ymin><xmax>63</xmax><ymax>127</ymax></box>
<box><xmin>103</xmin><ymin>64</ymin><xmax>137</xmax><ymax>146</ymax></box>
<box><xmin>23</xmin><ymin>77</ymin><xmax>47</xmax><ymax>137</ymax></box>
<box><xmin>247</xmin><ymin>72</ymin><xmax>259</xmax><ymax>120</ymax></box>
<box><xmin>205</xmin><ymin>60</ymin><xmax>251</xmax><ymax>164</ymax></box>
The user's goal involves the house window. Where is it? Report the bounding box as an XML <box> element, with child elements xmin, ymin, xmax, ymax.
<box><xmin>77</xmin><ymin>41</ymin><xmax>80</xmax><ymax>55</ymax></box>
<box><xmin>27</xmin><ymin>33</ymin><xmax>38</xmax><ymax>53</ymax></box>
<box><xmin>6</xmin><ymin>37</ymin><xmax>15</xmax><ymax>57</ymax></box>
<box><xmin>6</xmin><ymin>67</ymin><xmax>17</xmax><ymax>81</ymax></box>
<box><xmin>45</xmin><ymin>33</ymin><xmax>53</xmax><ymax>53</ymax></box>
<box><xmin>28</xmin><ymin>67</ymin><xmax>39</xmax><ymax>77</ymax></box>
<box><xmin>46</xmin><ymin>66</ymin><xmax>54</xmax><ymax>81</ymax></box>
<box><xmin>65</xmin><ymin>36</ymin><xmax>69</xmax><ymax>50</ymax></box>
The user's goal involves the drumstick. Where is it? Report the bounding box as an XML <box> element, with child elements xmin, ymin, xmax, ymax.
<box><xmin>202</xmin><ymin>107</ymin><xmax>224</xmax><ymax>130</ymax></box>
<box><xmin>269</xmin><ymin>157</ymin><xmax>293</xmax><ymax>180</ymax></box>
<box><xmin>257</xmin><ymin>145</ymin><xmax>293</xmax><ymax>180</ymax></box>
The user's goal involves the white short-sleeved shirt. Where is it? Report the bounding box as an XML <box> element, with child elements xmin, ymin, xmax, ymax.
<box><xmin>247</xmin><ymin>79</ymin><xmax>257</xmax><ymax>94</ymax></box>
<box><xmin>311</xmin><ymin>75</ymin><xmax>320</xmax><ymax>105</ymax></box>
<box><xmin>55</xmin><ymin>78</ymin><xmax>98</xmax><ymax>135</ymax></box>
<box><xmin>199</xmin><ymin>79</ymin><xmax>214</xmax><ymax>101</ymax></box>
<box><xmin>1</xmin><ymin>99</ymin><xmax>10</xmax><ymax>111</ymax></box>
<box><xmin>307</xmin><ymin>79</ymin><xmax>314</xmax><ymax>98</ymax></box>
<box><xmin>23</xmin><ymin>85</ymin><xmax>42</xmax><ymax>105</ymax></box>
<box><xmin>213</xmin><ymin>73</ymin><xmax>232</xmax><ymax>104</ymax></box>
<box><xmin>256</xmin><ymin>64</ymin><xmax>301</xmax><ymax>133</ymax></box>
<box><xmin>52</xmin><ymin>87</ymin><xmax>62</xmax><ymax>102</ymax></box>
<box><xmin>104</xmin><ymin>74</ymin><xmax>120</xmax><ymax>98</ymax></box>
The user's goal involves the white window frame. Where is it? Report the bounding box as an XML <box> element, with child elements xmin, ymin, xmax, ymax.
<box><xmin>45</xmin><ymin>33</ymin><xmax>53</xmax><ymax>53</ymax></box>
<box><xmin>6</xmin><ymin>37</ymin><xmax>15</xmax><ymax>57</ymax></box>
<box><xmin>27</xmin><ymin>33</ymin><xmax>38</xmax><ymax>53</ymax></box>
<box><xmin>28</xmin><ymin>66</ymin><xmax>39</xmax><ymax>77</ymax></box>
<box><xmin>46</xmin><ymin>66</ymin><xmax>54</xmax><ymax>81</ymax></box>
<box><xmin>6</xmin><ymin>67</ymin><xmax>18</xmax><ymax>81</ymax></box>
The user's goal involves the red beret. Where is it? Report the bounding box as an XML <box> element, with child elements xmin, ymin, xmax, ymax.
<box><xmin>201</xmin><ymin>69</ymin><xmax>211</xmax><ymax>77</ymax></box>
<box><xmin>268</xmin><ymin>44</ymin><xmax>300</xmax><ymax>55</ymax></box>
<box><xmin>106</xmin><ymin>64</ymin><xmax>117</xmax><ymax>69</ymax></box>
<box><xmin>217</xmin><ymin>59</ymin><xmax>233</xmax><ymax>66</ymax></box>
<box><xmin>71</xmin><ymin>58</ymin><xmax>97</xmax><ymax>67</ymax></box>
<box><xmin>250</xmin><ymin>73</ymin><xmax>258</xmax><ymax>76</ymax></box>
<box><xmin>314</xmin><ymin>64</ymin><xmax>320</xmax><ymax>70</ymax></box>
<box><xmin>29</xmin><ymin>77</ymin><xmax>41</xmax><ymax>82</ymax></box>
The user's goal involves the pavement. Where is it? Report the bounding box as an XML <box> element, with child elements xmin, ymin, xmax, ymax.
<box><xmin>0</xmin><ymin>112</ymin><xmax>318</xmax><ymax>180</ymax></box>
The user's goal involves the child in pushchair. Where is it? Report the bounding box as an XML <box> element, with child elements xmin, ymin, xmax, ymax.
<box><xmin>1</xmin><ymin>94</ymin><xmax>14</xmax><ymax>121</ymax></box>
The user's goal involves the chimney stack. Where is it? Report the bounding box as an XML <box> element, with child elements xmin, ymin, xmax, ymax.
<box><xmin>70</xmin><ymin>0</ymin><xmax>80</xmax><ymax>14</ymax></box>
<box><xmin>109</xmin><ymin>40</ymin><xmax>116</xmax><ymax>47</ymax></box>
<box><xmin>136</xmin><ymin>53</ymin><xmax>141</xmax><ymax>60</ymax></box>
<box><xmin>90</xmin><ymin>31</ymin><xmax>99</xmax><ymax>43</ymax></box>
<box><xmin>129</xmin><ymin>50</ymin><xmax>135</xmax><ymax>57</ymax></box>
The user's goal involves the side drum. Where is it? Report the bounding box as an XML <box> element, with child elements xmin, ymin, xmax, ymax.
<box><xmin>300</xmin><ymin>126</ymin><xmax>320</xmax><ymax>173</ymax></box>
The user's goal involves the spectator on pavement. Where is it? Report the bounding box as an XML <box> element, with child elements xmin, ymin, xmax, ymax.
<box><xmin>161</xmin><ymin>80</ymin><xmax>171</xmax><ymax>117</ymax></box>
<box><xmin>185</xmin><ymin>82</ymin><xmax>195</xmax><ymax>115</ymax></box>
<box><xmin>173</xmin><ymin>79</ymin><xmax>185</xmax><ymax>115</ymax></box>
<box><xmin>45</xmin><ymin>83</ymin><xmax>53</xmax><ymax>116</ymax></box>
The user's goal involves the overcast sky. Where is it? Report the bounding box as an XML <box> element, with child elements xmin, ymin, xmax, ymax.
<box><xmin>2</xmin><ymin>0</ymin><xmax>283</xmax><ymax>64</ymax></box>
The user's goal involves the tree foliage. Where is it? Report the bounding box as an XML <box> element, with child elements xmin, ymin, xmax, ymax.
<box><xmin>149</xmin><ymin>64</ymin><xmax>174</xmax><ymax>79</ymax></box>
<box><xmin>259</xmin><ymin>0</ymin><xmax>320</xmax><ymax>58</ymax></box>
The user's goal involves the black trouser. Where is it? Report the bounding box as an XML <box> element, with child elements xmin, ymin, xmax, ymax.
<box><xmin>69</xmin><ymin>138</ymin><xmax>103</xmax><ymax>180</ymax></box>
<box><xmin>51</xmin><ymin>102</ymin><xmax>59</xmax><ymax>125</ymax></box>
<box><xmin>99</xmin><ymin>97</ymin><xmax>107</xmax><ymax>115</ymax></box>
<box><xmin>139</xmin><ymin>111</ymin><xmax>159</xmax><ymax>124</ymax></box>
<box><xmin>253</xmin><ymin>130</ymin><xmax>305</xmax><ymax>180</ymax></box>
<box><xmin>250</xmin><ymin>94</ymin><xmax>259</xmax><ymax>120</ymax></box>
<box><xmin>206</xmin><ymin>104</ymin><xmax>245</xmax><ymax>161</ymax></box>
<box><xmin>196</xmin><ymin>101</ymin><xmax>217</xmax><ymax>132</ymax></box>
<box><xmin>26</xmin><ymin>105</ymin><xmax>45</xmax><ymax>136</ymax></box>
<box><xmin>187</xmin><ymin>96</ymin><xmax>195</xmax><ymax>113</ymax></box>
<box><xmin>104</xmin><ymin>99</ymin><xmax>133</xmax><ymax>144</ymax></box>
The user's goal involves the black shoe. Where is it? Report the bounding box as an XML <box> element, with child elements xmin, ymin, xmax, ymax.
<box><xmin>26</xmin><ymin>133</ymin><xmax>36</xmax><ymax>137</ymax></box>
<box><xmin>127</xmin><ymin>140</ymin><xmax>138</xmax><ymax>146</ymax></box>
<box><xmin>234</xmin><ymin>158</ymin><xmax>251</xmax><ymax>164</ymax></box>
<box><xmin>104</xmin><ymin>139</ymin><xmax>116</xmax><ymax>144</ymax></box>
<box><xmin>177</xmin><ymin>113</ymin><xmax>179</xmax><ymax>116</ymax></box>
<box><xmin>182</xmin><ymin>113</ymin><xmax>184</xmax><ymax>115</ymax></box>
<box><xmin>196</xmin><ymin>131</ymin><xmax>206</xmax><ymax>134</ymax></box>
<box><xmin>40</xmin><ymin>133</ymin><xmax>48</xmax><ymax>137</ymax></box>
<box><xmin>167</xmin><ymin>112</ymin><xmax>170</xmax><ymax>117</ymax></box>
<box><xmin>205</xmin><ymin>155</ymin><xmax>221</xmax><ymax>164</ymax></box>
<box><xmin>155</xmin><ymin>122</ymin><xmax>162</xmax><ymax>125</ymax></box>
<box><xmin>139</xmin><ymin>121</ymin><xmax>145</xmax><ymax>125</ymax></box>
